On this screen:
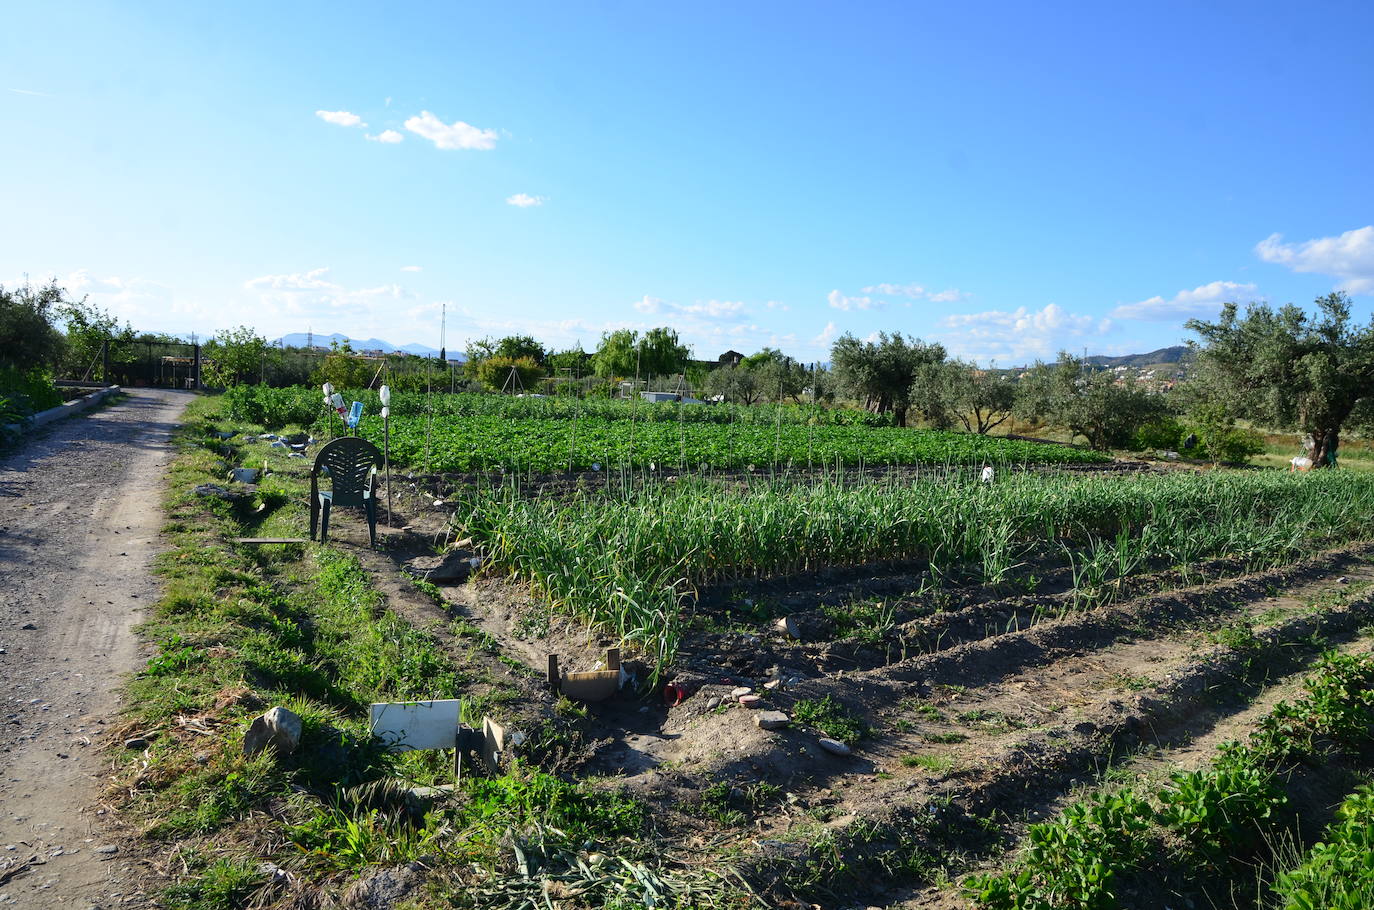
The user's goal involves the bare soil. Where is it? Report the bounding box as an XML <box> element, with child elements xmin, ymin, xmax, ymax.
<box><xmin>0</xmin><ymin>389</ymin><xmax>191</xmax><ymax>908</ymax></box>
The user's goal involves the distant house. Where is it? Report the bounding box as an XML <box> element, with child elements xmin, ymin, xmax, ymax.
<box><xmin>718</xmin><ymin>350</ymin><xmax>744</xmax><ymax>367</ymax></box>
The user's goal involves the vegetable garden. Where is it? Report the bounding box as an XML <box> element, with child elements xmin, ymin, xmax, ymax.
<box><xmin>136</xmin><ymin>388</ymin><xmax>1374</xmax><ymax>909</ymax></box>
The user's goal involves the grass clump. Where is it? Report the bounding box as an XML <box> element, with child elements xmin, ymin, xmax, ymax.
<box><xmin>794</xmin><ymin>695</ymin><xmax>869</xmax><ymax>745</ymax></box>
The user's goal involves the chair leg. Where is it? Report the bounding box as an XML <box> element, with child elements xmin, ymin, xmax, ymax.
<box><xmin>309</xmin><ymin>496</ymin><xmax>319</xmax><ymax>541</ymax></box>
<box><xmin>366</xmin><ymin>499</ymin><xmax>377</xmax><ymax>548</ymax></box>
<box><xmin>320</xmin><ymin>499</ymin><xmax>331</xmax><ymax>543</ymax></box>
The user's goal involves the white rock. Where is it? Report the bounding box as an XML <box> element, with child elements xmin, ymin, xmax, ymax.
<box><xmin>775</xmin><ymin>616</ymin><xmax>801</xmax><ymax>639</ymax></box>
<box><xmin>243</xmin><ymin>706</ymin><xmax>303</xmax><ymax>758</ymax></box>
<box><xmin>730</xmin><ymin>686</ymin><xmax>753</xmax><ymax>698</ymax></box>
<box><xmin>818</xmin><ymin>738</ymin><xmax>851</xmax><ymax>756</ymax></box>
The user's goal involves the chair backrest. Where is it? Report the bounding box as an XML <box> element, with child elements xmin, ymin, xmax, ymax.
<box><xmin>312</xmin><ymin>437</ymin><xmax>382</xmax><ymax>507</ymax></box>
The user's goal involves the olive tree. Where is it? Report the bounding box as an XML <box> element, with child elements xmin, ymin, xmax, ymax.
<box><xmin>830</xmin><ymin>331</ymin><xmax>946</xmax><ymax>427</ymax></box>
<box><xmin>1186</xmin><ymin>293</ymin><xmax>1374</xmax><ymax>467</ymax></box>
<box><xmin>910</xmin><ymin>359</ymin><xmax>1017</xmax><ymax>433</ymax></box>
<box><xmin>1016</xmin><ymin>353</ymin><xmax>1169</xmax><ymax>450</ymax></box>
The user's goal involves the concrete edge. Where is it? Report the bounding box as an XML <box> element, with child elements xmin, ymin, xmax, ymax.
<box><xmin>3</xmin><ymin>385</ymin><xmax>123</xmax><ymax>434</ymax></box>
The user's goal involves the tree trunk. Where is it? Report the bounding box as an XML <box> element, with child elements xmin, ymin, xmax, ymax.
<box><xmin>1311</xmin><ymin>427</ymin><xmax>1341</xmax><ymax>468</ymax></box>
<box><xmin>894</xmin><ymin>405</ymin><xmax>908</xmax><ymax>428</ymax></box>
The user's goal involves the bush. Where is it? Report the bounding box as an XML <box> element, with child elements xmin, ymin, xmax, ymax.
<box><xmin>0</xmin><ymin>366</ymin><xmax>63</xmax><ymax>420</ymax></box>
<box><xmin>1133</xmin><ymin>417</ymin><xmax>1185</xmax><ymax>451</ymax></box>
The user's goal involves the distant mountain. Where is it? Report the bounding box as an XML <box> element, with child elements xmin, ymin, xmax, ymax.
<box><xmin>274</xmin><ymin>332</ymin><xmax>462</xmax><ymax>361</ymax></box>
<box><xmin>1083</xmin><ymin>345</ymin><xmax>1192</xmax><ymax>368</ymax></box>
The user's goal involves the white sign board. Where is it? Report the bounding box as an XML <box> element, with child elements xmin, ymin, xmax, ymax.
<box><xmin>369</xmin><ymin>699</ymin><xmax>461</xmax><ymax>751</ymax></box>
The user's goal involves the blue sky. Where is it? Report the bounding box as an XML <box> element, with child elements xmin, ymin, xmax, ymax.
<box><xmin>3</xmin><ymin>1</ymin><xmax>1372</xmax><ymax>365</ymax></box>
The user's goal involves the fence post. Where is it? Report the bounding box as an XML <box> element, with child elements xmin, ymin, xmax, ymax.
<box><xmin>193</xmin><ymin>343</ymin><xmax>202</xmax><ymax>390</ymax></box>
<box><xmin>101</xmin><ymin>339</ymin><xmax>110</xmax><ymax>384</ymax></box>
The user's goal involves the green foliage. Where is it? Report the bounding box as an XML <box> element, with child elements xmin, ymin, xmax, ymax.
<box><xmin>911</xmin><ymin>359</ymin><xmax>1017</xmax><ymax>433</ymax></box>
<box><xmin>830</xmin><ymin>330</ymin><xmax>945</xmax><ymax>427</ymax></box>
<box><xmin>57</xmin><ymin>291</ymin><xmax>136</xmax><ymax>378</ymax></box>
<box><xmin>1273</xmin><ymin>784</ymin><xmax>1374</xmax><ymax>910</ymax></box>
<box><xmin>966</xmin><ymin>789</ymin><xmax>1154</xmax><ymax>910</ymax></box>
<box><xmin>203</xmin><ymin>326</ymin><xmax>275</xmax><ymax>388</ymax></box>
<box><xmin>1016</xmin><ymin>353</ymin><xmax>1171</xmax><ymax>450</ymax></box>
<box><xmin>1156</xmin><ymin>763</ymin><xmax>1285</xmax><ymax>856</ymax></box>
<box><xmin>1187</xmin><ymin>292</ymin><xmax>1374</xmax><ymax>467</ymax></box>
<box><xmin>464</xmin><ymin>469</ymin><xmax>1374</xmax><ymax>672</ymax></box>
<box><xmin>792</xmin><ymin>695</ymin><xmax>869</xmax><ymax>745</ymax></box>
<box><xmin>312</xmin><ymin>350</ymin><xmax>377</xmax><ymax>391</ymax></box>
<box><xmin>593</xmin><ymin>326</ymin><xmax>691</xmax><ymax>379</ymax></box>
<box><xmin>162</xmin><ymin>857</ymin><xmax>265</xmax><ymax>910</ymax></box>
<box><xmin>381</xmin><ymin>412</ymin><xmax>1105</xmax><ymax>474</ymax></box>
<box><xmin>475</xmin><ymin>354</ymin><xmax>545</xmax><ymax>392</ymax></box>
<box><xmin>1132</xmin><ymin>415</ymin><xmax>1186</xmax><ymax>451</ymax></box>
<box><xmin>0</xmin><ymin>366</ymin><xmax>63</xmax><ymax>419</ymax></box>
<box><xmin>0</xmin><ymin>279</ymin><xmax>67</xmax><ymax>372</ymax></box>
<box><xmin>219</xmin><ymin>383</ymin><xmax>896</xmax><ymax>430</ymax></box>
<box><xmin>1188</xmin><ymin>402</ymin><xmax>1266</xmax><ymax>464</ymax></box>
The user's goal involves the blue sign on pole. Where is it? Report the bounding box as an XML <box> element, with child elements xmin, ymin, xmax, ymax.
<box><xmin>347</xmin><ymin>400</ymin><xmax>364</xmax><ymax>428</ymax></box>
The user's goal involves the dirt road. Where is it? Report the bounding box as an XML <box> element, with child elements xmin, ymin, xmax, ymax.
<box><xmin>0</xmin><ymin>389</ymin><xmax>190</xmax><ymax>908</ymax></box>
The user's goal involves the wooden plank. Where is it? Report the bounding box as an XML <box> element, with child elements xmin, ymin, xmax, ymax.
<box><xmin>234</xmin><ymin>537</ymin><xmax>308</xmax><ymax>544</ymax></box>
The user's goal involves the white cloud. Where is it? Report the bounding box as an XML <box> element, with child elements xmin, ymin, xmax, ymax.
<box><xmin>1256</xmin><ymin>226</ymin><xmax>1374</xmax><ymax>295</ymax></box>
<box><xmin>404</xmin><ymin>110</ymin><xmax>498</xmax><ymax>150</ymax></box>
<box><xmin>764</xmin><ymin>300</ymin><xmax>791</xmax><ymax>311</ymax></box>
<box><xmin>366</xmin><ymin>129</ymin><xmax>403</xmax><ymax>144</ymax></box>
<box><xmin>827</xmin><ymin>289</ymin><xmax>883</xmax><ymax>311</ymax></box>
<box><xmin>506</xmin><ymin>193</ymin><xmax>545</xmax><ymax>207</ymax></box>
<box><xmin>316</xmin><ymin>110</ymin><xmax>366</xmax><ymax>128</ymax></box>
<box><xmin>243</xmin><ymin>268</ymin><xmax>415</xmax><ymax>329</ymax></box>
<box><xmin>400</xmin><ymin>265</ymin><xmax>422</xmax><ymax>272</ymax></box>
<box><xmin>861</xmin><ymin>282</ymin><xmax>971</xmax><ymax>303</ymax></box>
<box><xmin>1111</xmin><ymin>280</ymin><xmax>1260</xmax><ymax>322</ymax></box>
<box><xmin>938</xmin><ymin>303</ymin><xmax>1112</xmax><ymax>364</ymax></box>
<box><xmin>812</xmin><ymin>321</ymin><xmax>839</xmax><ymax>347</ymax></box>
<box><xmin>632</xmin><ymin>295</ymin><xmax>744</xmax><ymax>319</ymax></box>
<box><xmin>927</xmin><ymin>288</ymin><xmax>971</xmax><ymax>303</ymax></box>
<box><xmin>8</xmin><ymin>87</ymin><xmax>49</xmax><ymax>96</ymax></box>
<box><xmin>245</xmin><ymin>267</ymin><xmax>341</xmax><ymax>292</ymax></box>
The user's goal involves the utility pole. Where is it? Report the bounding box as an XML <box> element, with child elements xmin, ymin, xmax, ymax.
<box><xmin>439</xmin><ymin>303</ymin><xmax>447</xmax><ymax>364</ymax></box>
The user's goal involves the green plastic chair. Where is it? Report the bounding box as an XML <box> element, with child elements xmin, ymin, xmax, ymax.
<box><xmin>309</xmin><ymin>437</ymin><xmax>382</xmax><ymax>547</ymax></box>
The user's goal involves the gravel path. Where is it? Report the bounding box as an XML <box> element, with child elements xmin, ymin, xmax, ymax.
<box><xmin>0</xmin><ymin>389</ymin><xmax>190</xmax><ymax>908</ymax></box>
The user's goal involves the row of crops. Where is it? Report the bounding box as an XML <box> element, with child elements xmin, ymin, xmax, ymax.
<box><xmin>222</xmin><ymin>384</ymin><xmax>1107</xmax><ymax>474</ymax></box>
<box><xmin>455</xmin><ymin>469</ymin><xmax>1374</xmax><ymax>670</ymax></box>
<box><xmin>969</xmin><ymin>649</ymin><xmax>1374</xmax><ymax>909</ymax></box>
<box><xmin>223</xmin><ymin>384</ymin><xmax>894</xmax><ymax>429</ymax></box>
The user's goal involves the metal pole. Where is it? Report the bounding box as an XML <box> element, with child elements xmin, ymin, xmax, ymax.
<box><xmin>384</xmin><ymin>414</ymin><xmax>392</xmax><ymax>527</ymax></box>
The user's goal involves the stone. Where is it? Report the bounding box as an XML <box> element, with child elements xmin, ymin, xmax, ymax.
<box><xmin>94</xmin><ymin>844</ymin><xmax>118</xmax><ymax>855</ymax></box>
<box><xmin>403</xmin><ymin>550</ymin><xmax>475</xmax><ymax>585</ymax></box>
<box><xmin>1338</xmin><ymin>576</ymin><xmax>1350</xmax><ymax>584</ymax></box>
<box><xmin>342</xmin><ymin>861</ymin><xmax>426</xmax><ymax>910</ymax></box>
<box><xmin>20</xmin><ymin>622</ymin><xmax>37</xmax><ymax>631</ymax></box>
<box><xmin>243</xmin><ymin>706</ymin><xmax>303</xmax><ymax>758</ymax></box>
<box><xmin>775</xmin><ymin>616</ymin><xmax>801</xmax><ymax>639</ymax></box>
<box><xmin>123</xmin><ymin>737</ymin><xmax>149</xmax><ymax>751</ymax></box>
<box><xmin>730</xmin><ymin>686</ymin><xmax>753</xmax><ymax>698</ymax></box>
<box><xmin>818</xmin><ymin>738</ymin><xmax>851</xmax><ymax>756</ymax></box>
<box><xmin>764</xmin><ymin>679</ymin><xmax>782</xmax><ymax>690</ymax></box>
<box><xmin>738</xmin><ymin>694</ymin><xmax>762</xmax><ymax>708</ymax></box>
<box><xmin>756</xmin><ymin>710</ymin><xmax>790</xmax><ymax>730</ymax></box>
<box><xmin>228</xmin><ymin>468</ymin><xmax>260</xmax><ymax>484</ymax></box>
<box><xmin>706</xmin><ymin>697</ymin><xmax>721</xmax><ymax>710</ymax></box>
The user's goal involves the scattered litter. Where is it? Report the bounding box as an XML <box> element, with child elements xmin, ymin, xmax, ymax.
<box><xmin>270</xmin><ymin>441</ymin><xmax>288</xmax><ymax>449</ymax></box>
<box><xmin>228</xmin><ymin>468</ymin><xmax>260</xmax><ymax>484</ymax></box>
<box><xmin>981</xmin><ymin>465</ymin><xmax>995</xmax><ymax>483</ymax></box>
<box><xmin>775</xmin><ymin>616</ymin><xmax>801</xmax><ymax>639</ymax></box>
